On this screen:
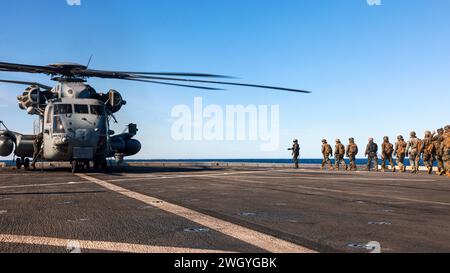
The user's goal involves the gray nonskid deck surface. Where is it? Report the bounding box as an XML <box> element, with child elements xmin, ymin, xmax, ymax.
<box><xmin>0</xmin><ymin>165</ymin><xmax>449</xmax><ymax>253</ymax></box>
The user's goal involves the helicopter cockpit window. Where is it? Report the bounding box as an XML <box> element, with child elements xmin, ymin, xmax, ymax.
<box><xmin>74</xmin><ymin>104</ymin><xmax>89</xmax><ymax>114</ymax></box>
<box><xmin>53</xmin><ymin>116</ymin><xmax>65</xmax><ymax>134</ymax></box>
<box><xmin>54</xmin><ymin>104</ymin><xmax>73</xmax><ymax>115</ymax></box>
<box><xmin>90</xmin><ymin>105</ymin><xmax>105</xmax><ymax>116</ymax></box>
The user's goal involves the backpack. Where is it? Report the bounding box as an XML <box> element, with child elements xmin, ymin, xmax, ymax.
<box><xmin>349</xmin><ymin>144</ymin><xmax>358</xmax><ymax>154</ymax></box>
<box><xmin>424</xmin><ymin>139</ymin><xmax>435</xmax><ymax>154</ymax></box>
<box><xmin>397</xmin><ymin>141</ymin><xmax>406</xmax><ymax>154</ymax></box>
<box><xmin>338</xmin><ymin>144</ymin><xmax>345</xmax><ymax>155</ymax></box>
<box><xmin>384</xmin><ymin>143</ymin><xmax>394</xmax><ymax>154</ymax></box>
<box><xmin>444</xmin><ymin>132</ymin><xmax>450</xmax><ymax>148</ymax></box>
<box><xmin>324</xmin><ymin>144</ymin><xmax>332</xmax><ymax>154</ymax></box>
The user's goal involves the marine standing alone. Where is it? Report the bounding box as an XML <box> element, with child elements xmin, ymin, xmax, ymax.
<box><xmin>346</xmin><ymin>138</ymin><xmax>358</xmax><ymax>171</ymax></box>
<box><xmin>31</xmin><ymin>132</ymin><xmax>43</xmax><ymax>170</ymax></box>
<box><xmin>365</xmin><ymin>138</ymin><xmax>378</xmax><ymax>172</ymax></box>
<box><xmin>406</xmin><ymin>131</ymin><xmax>421</xmax><ymax>174</ymax></box>
<box><xmin>394</xmin><ymin>135</ymin><xmax>407</xmax><ymax>173</ymax></box>
<box><xmin>422</xmin><ymin>131</ymin><xmax>436</xmax><ymax>175</ymax></box>
<box><xmin>288</xmin><ymin>139</ymin><xmax>300</xmax><ymax>169</ymax></box>
<box><xmin>381</xmin><ymin>136</ymin><xmax>395</xmax><ymax>172</ymax></box>
<box><xmin>334</xmin><ymin>139</ymin><xmax>347</xmax><ymax>171</ymax></box>
<box><xmin>321</xmin><ymin>139</ymin><xmax>334</xmax><ymax>170</ymax></box>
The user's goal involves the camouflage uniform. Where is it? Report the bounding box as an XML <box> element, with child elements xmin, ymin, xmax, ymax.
<box><xmin>444</xmin><ymin>125</ymin><xmax>450</xmax><ymax>176</ymax></box>
<box><xmin>433</xmin><ymin>128</ymin><xmax>445</xmax><ymax>175</ymax></box>
<box><xmin>406</xmin><ymin>132</ymin><xmax>421</xmax><ymax>174</ymax></box>
<box><xmin>31</xmin><ymin>133</ymin><xmax>43</xmax><ymax>169</ymax></box>
<box><xmin>346</xmin><ymin>138</ymin><xmax>358</xmax><ymax>171</ymax></box>
<box><xmin>321</xmin><ymin>139</ymin><xmax>333</xmax><ymax>170</ymax></box>
<box><xmin>422</xmin><ymin>131</ymin><xmax>436</xmax><ymax>174</ymax></box>
<box><xmin>334</xmin><ymin>139</ymin><xmax>348</xmax><ymax>171</ymax></box>
<box><xmin>381</xmin><ymin>136</ymin><xmax>395</xmax><ymax>172</ymax></box>
<box><xmin>289</xmin><ymin>139</ymin><xmax>300</xmax><ymax>169</ymax></box>
<box><xmin>394</xmin><ymin>135</ymin><xmax>407</xmax><ymax>173</ymax></box>
<box><xmin>365</xmin><ymin>138</ymin><xmax>378</xmax><ymax>171</ymax></box>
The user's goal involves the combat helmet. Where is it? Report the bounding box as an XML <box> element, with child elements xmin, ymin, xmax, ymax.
<box><xmin>383</xmin><ymin>136</ymin><xmax>389</xmax><ymax>142</ymax></box>
<box><xmin>397</xmin><ymin>135</ymin><xmax>404</xmax><ymax>140</ymax></box>
<box><xmin>349</xmin><ymin>137</ymin><xmax>355</xmax><ymax>143</ymax></box>
<box><xmin>293</xmin><ymin>139</ymin><xmax>298</xmax><ymax>143</ymax></box>
<box><xmin>445</xmin><ymin>125</ymin><xmax>450</xmax><ymax>131</ymax></box>
<box><xmin>335</xmin><ymin>139</ymin><xmax>341</xmax><ymax>143</ymax></box>
<box><xmin>322</xmin><ymin>139</ymin><xmax>327</xmax><ymax>143</ymax></box>
<box><xmin>410</xmin><ymin>131</ymin><xmax>417</xmax><ymax>137</ymax></box>
<box><xmin>424</xmin><ymin>131</ymin><xmax>432</xmax><ymax>137</ymax></box>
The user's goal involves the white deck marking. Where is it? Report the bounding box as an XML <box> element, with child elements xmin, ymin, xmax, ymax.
<box><xmin>217</xmin><ymin>177</ymin><xmax>450</xmax><ymax>207</ymax></box>
<box><xmin>0</xmin><ymin>181</ymin><xmax>86</xmax><ymax>190</ymax></box>
<box><xmin>105</xmin><ymin>170</ymin><xmax>274</xmax><ymax>182</ymax></box>
<box><xmin>76</xmin><ymin>173</ymin><xmax>316</xmax><ymax>253</ymax></box>
<box><xmin>0</xmin><ymin>234</ymin><xmax>229</xmax><ymax>253</ymax></box>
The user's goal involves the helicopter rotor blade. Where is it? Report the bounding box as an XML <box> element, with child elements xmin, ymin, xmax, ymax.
<box><xmin>0</xmin><ymin>79</ymin><xmax>53</xmax><ymax>90</ymax></box>
<box><xmin>0</xmin><ymin>62</ymin><xmax>58</xmax><ymax>75</ymax></box>
<box><xmin>124</xmin><ymin>75</ymin><xmax>312</xmax><ymax>93</ymax></box>
<box><xmin>0</xmin><ymin>61</ymin><xmax>312</xmax><ymax>94</ymax></box>
<box><xmin>86</xmin><ymin>69</ymin><xmax>233</xmax><ymax>78</ymax></box>
<box><xmin>122</xmin><ymin>78</ymin><xmax>224</xmax><ymax>91</ymax></box>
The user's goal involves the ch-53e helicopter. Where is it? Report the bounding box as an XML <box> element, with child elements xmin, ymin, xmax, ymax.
<box><xmin>0</xmin><ymin>61</ymin><xmax>310</xmax><ymax>173</ymax></box>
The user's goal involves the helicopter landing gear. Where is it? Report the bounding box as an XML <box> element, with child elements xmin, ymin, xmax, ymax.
<box><xmin>15</xmin><ymin>157</ymin><xmax>30</xmax><ymax>170</ymax></box>
<box><xmin>71</xmin><ymin>160</ymin><xmax>91</xmax><ymax>173</ymax></box>
<box><xmin>16</xmin><ymin>158</ymin><xmax>22</xmax><ymax>169</ymax></box>
<box><xmin>93</xmin><ymin>159</ymin><xmax>108</xmax><ymax>172</ymax></box>
<box><xmin>71</xmin><ymin>160</ymin><xmax>78</xmax><ymax>173</ymax></box>
<box><xmin>24</xmin><ymin>158</ymin><xmax>30</xmax><ymax>170</ymax></box>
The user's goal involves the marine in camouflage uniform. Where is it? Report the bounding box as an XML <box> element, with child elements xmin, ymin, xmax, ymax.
<box><xmin>334</xmin><ymin>139</ymin><xmax>348</xmax><ymax>171</ymax></box>
<box><xmin>422</xmin><ymin>131</ymin><xmax>436</xmax><ymax>175</ymax></box>
<box><xmin>433</xmin><ymin>128</ymin><xmax>445</xmax><ymax>175</ymax></box>
<box><xmin>381</xmin><ymin>136</ymin><xmax>395</xmax><ymax>172</ymax></box>
<box><xmin>406</xmin><ymin>131</ymin><xmax>421</xmax><ymax>174</ymax></box>
<box><xmin>288</xmin><ymin>139</ymin><xmax>300</xmax><ymax>169</ymax></box>
<box><xmin>321</xmin><ymin>139</ymin><xmax>334</xmax><ymax>170</ymax></box>
<box><xmin>346</xmin><ymin>138</ymin><xmax>358</xmax><ymax>171</ymax></box>
<box><xmin>365</xmin><ymin>138</ymin><xmax>379</xmax><ymax>172</ymax></box>
<box><xmin>394</xmin><ymin>135</ymin><xmax>407</xmax><ymax>173</ymax></box>
<box><xmin>444</xmin><ymin>125</ymin><xmax>450</xmax><ymax>177</ymax></box>
<box><xmin>31</xmin><ymin>132</ymin><xmax>43</xmax><ymax>169</ymax></box>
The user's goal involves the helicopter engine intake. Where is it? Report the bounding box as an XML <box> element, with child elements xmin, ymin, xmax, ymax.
<box><xmin>99</xmin><ymin>89</ymin><xmax>126</xmax><ymax>114</ymax></box>
<box><xmin>0</xmin><ymin>135</ymin><xmax>14</xmax><ymax>157</ymax></box>
<box><xmin>17</xmin><ymin>85</ymin><xmax>46</xmax><ymax>115</ymax></box>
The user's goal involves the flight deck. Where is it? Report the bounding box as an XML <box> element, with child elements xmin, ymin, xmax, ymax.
<box><xmin>0</xmin><ymin>164</ymin><xmax>449</xmax><ymax>253</ymax></box>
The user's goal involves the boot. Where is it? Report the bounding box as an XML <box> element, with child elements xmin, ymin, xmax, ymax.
<box><xmin>427</xmin><ymin>167</ymin><xmax>432</xmax><ymax>175</ymax></box>
<box><xmin>436</xmin><ymin>168</ymin><xmax>442</xmax><ymax>175</ymax></box>
<box><xmin>392</xmin><ymin>167</ymin><xmax>396</xmax><ymax>173</ymax></box>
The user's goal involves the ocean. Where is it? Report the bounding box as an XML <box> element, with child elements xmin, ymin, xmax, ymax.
<box><xmin>0</xmin><ymin>158</ymin><xmax>434</xmax><ymax>167</ymax></box>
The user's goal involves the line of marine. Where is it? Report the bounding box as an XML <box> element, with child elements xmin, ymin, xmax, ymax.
<box><xmin>289</xmin><ymin>125</ymin><xmax>450</xmax><ymax>176</ymax></box>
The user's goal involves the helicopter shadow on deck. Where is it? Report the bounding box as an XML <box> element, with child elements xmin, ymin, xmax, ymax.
<box><xmin>24</xmin><ymin>165</ymin><xmax>226</xmax><ymax>176</ymax></box>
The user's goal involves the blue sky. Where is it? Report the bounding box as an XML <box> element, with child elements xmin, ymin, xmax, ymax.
<box><xmin>0</xmin><ymin>0</ymin><xmax>449</xmax><ymax>159</ymax></box>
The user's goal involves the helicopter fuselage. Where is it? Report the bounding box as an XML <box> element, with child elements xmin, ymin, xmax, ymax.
<box><xmin>42</xmin><ymin>98</ymin><xmax>108</xmax><ymax>161</ymax></box>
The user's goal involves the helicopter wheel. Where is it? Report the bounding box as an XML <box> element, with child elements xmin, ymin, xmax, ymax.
<box><xmin>16</xmin><ymin>158</ymin><xmax>22</xmax><ymax>170</ymax></box>
<box><xmin>100</xmin><ymin>159</ymin><xmax>108</xmax><ymax>172</ymax></box>
<box><xmin>71</xmin><ymin>160</ymin><xmax>78</xmax><ymax>174</ymax></box>
<box><xmin>24</xmin><ymin>158</ymin><xmax>30</xmax><ymax>170</ymax></box>
<box><xmin>84</xmin><ymin>161</ymin><xmax>90</xmax><ymax>171</ymax></box>
<box><xmin>93</xmin><ymin>161</ymin><xmax>99</xmax><ymax>170</ymax></box>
